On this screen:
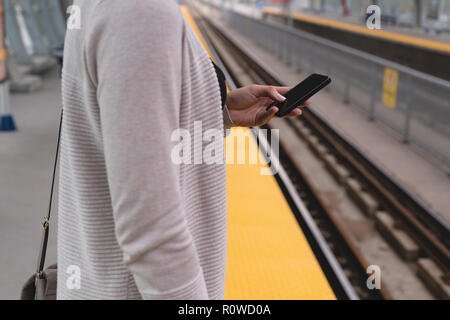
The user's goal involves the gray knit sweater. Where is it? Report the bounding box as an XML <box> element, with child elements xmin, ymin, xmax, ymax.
<box><xmin>57</xmin><ymin>0</ymin><xmax>228</xmax><ymax>300</ymax></box>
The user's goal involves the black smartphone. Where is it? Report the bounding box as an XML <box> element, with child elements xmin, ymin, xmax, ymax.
<box><xmin>267</xmin><ymin>74</ymin><xmax>331</xmax><ymax>117</ymax></box>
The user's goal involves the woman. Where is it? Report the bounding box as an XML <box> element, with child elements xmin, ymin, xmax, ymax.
<box><xmin>58</xmin><ymin>0</ymin><xmax>306</xmax><ymax>300</ymax></box>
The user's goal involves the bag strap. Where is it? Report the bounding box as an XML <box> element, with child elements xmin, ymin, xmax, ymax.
<box><xmin>36</xmin><ymin>109</ymin><xmax>63</xmax><ymax>277</ymax></box>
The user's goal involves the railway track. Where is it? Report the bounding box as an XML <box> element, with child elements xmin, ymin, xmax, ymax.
<box><xmin>189</xmin><ymin>1</ymin><xmax>449</xmax><ymax>299</ymax></box>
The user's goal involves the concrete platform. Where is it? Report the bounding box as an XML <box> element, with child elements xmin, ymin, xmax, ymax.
<box><xmin>0</xmin><ymin>69</ymin><xmax>60</xmax><ymax>299</ymax></box>
<box><xmin>210</xmin><ymin>12</ymin><xmax>450</xmax><ymax>224</ymax></box>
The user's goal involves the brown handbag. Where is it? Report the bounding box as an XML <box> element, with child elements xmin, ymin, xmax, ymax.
<box><xmin>21</xmin><ymin>110</ymin><xmax>63</xmax><ymax>300</ymax></box>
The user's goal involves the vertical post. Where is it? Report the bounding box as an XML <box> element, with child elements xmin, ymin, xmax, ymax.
<box><xmin>325</xmin><ymin>53</ymin><xmax>331</xmax><ymax>86</ymax></box>
<box><xmin>368</xmin><ymin>63</ymin><xmax>378</xmax><ymax>121</ymax></box>
<box><xmin>288</xmin><ymin>14</ymin><xmax>293</xmax><ymax>27</ymax></box>
<box><xmin>277</xmin><ymin>27</ymin><xmax>282</xmax><ymax>58</ymax></box>
<box><xmin>270</xmin><ymin>24</ymin><xmax>275</xmax><ymax>54</ymax></box>
<box><xmin>289</xmin><ymin>33</ymin><xmax>296</xmax><ymax>67</ymax></box>
<box><xmin>319</xmin><ymin>0</ymin><xmax>325</xmax><ymax>12</ymax></box>
<box><xmin>414</xmin><ymin>0</ymin><xmax>422</xmax><ymax>27</ymax></box>
<box><xmin>284</xmin><ymin>1</ymin><xmax>293</xmax><ymax>65</ymax></box>
<box><xmin>295</xmin><ymin>37</ymin><xmax>302</xmax><ymax>72</ymax></box>
<box><xmin>403</xmin><ymin>103</ymin><xmax>412</xmax><ymax>143</ymax></box>
<box><xmin>287</xmin><ymin>0</ymin><xmax>293</xmax><ymax>27</ymax></box>
<box><xmin>283</xmin><ymin>30</ymin><xmax>289</xmax><ymax>63</ymax></box>
<box><xmin>343</xmin><ymin>78</ymin><xmax>350</xmax><ymax>104</ymax></box>
<box><xmin>0</xmin><ymin>0</ymin><xmax>15</xmax><ymax>132</ymax></box>
<box><xmin>403</xmin><ymin>75</ymin><xmax>413</xmax><ymax>143</ymax></box>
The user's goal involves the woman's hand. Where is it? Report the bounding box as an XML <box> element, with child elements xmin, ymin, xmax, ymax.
<box><xmin>226</xmin><ymin>85</ymin><xmax>310</xmax><ymax>127</ymax></box>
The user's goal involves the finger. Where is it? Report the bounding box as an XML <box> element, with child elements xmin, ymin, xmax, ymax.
<box><xmin>273</xmin><ymin>86</ymin><xmax>292</xmax><ymax>95</ymax></box>
<box><xmin>291</xmin><ymin>100</ymin><xmax>311</xmax><ymax>110</ymax></box>
<box><xmin>300</xmin><ymin>99</ymin><xmax>311</xmax><ymax>107</ymax></box>
<box><xmin>255</xmin><ymin>85</ymin><xmax>287</xmax><ymax>102</ymax></box>
<box><xmin>270</xmin><ymin>87</ymin><xmax>287</xmax><ymax>102</ymax></box>
<box><xmin>259</xmin><ymin>106</ymin><xmax>279</xmax><ymax>123</ymax></box>
<box><xmin>282</xmin><ymin>108</ymin><xmax>302</xmax><ymax>118</ymax></box>
<box><xmin>266</xmin><ymin>106</ymin><xmax>279</xmax><ymax>116</ymax></box>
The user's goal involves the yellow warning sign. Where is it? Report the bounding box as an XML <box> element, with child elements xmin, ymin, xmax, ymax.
<box><xmin>382</xmin><ymin>68</ymin><xmax>399</xmax><ymax>109</ymax></box>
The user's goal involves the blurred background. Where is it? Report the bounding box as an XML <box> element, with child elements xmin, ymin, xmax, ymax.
<box><xmin>232</xmin><ymin>0</ymin><xmax>450</xmax><ymax>31</ymax></box>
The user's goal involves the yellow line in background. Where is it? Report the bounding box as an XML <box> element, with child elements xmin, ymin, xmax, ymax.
<box><xmin>263</xmin><ymin>7</ymin><xmax>450</xmax><ymax>53</ymax></box>
<box><xmin>180</xmin><ymin>5</ymin><xmax>214</xmax><ymax>60</ymax></box>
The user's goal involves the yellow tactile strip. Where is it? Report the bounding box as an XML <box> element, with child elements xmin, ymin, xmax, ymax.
<box><xmin>182</xmin><ymin>5</ymin><xmax>335</xmax><ymax>299</ymax></box>
<box><xmin>263</xmin><ymin>6</ymin><xmax>450</xmax><ymax>54</ymax></box>
<box><xmin>224</xmin><ymin>129</ymin><xmax>335</xmax><ymax>299</ymax></box>
<box><xmin>180</xmin><ymin>5</ymin><xmax>214</xmax><ymax>60</ymax></box>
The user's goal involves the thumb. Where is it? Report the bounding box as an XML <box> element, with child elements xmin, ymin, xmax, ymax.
<box><xmin>259</xmin><ymin>86</ymin><xmax>286</xmax><ymax>102</ymax></box>
<box><xmin>269</xmin><ymin>87</ymin><xmax>287</xmax><ymax>102</ymax></box>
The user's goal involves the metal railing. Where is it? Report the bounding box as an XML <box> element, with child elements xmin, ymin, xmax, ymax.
<box><xmin>221</xmin><ymin>8</ymin><xmax>450</xmax><ymax>170</ymax></box>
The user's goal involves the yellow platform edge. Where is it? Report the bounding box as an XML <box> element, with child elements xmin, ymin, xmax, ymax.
<box><xmin>263</xmin><ymin>6</ymin><xmax>450</xmax><ymax>54</ymax></box>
